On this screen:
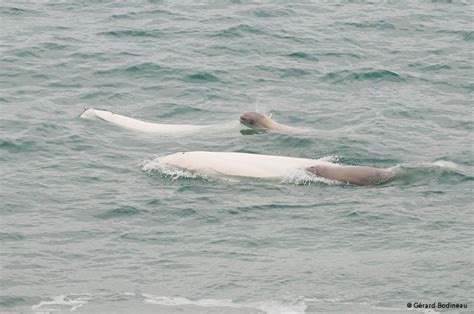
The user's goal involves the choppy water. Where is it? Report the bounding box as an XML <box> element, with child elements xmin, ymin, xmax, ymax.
<box><xmin>1</xmin><ymin>1</ymin><xmax>473</xmax><ymax>313</ymax></box>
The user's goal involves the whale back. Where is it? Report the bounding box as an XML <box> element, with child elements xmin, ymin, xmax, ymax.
<box><xmin>80</xmin><ymin>108</ymin><xmax>210</xmax><ymax>134</ymax></box>
<box><xmin>160</xmin><ymin>151</ymin><xmax>331</xmax><ymax>178</ymax></box>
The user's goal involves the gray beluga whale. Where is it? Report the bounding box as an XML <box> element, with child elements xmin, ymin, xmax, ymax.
<box><xmin>306</xmin><ymin>164</ymin><xmax>393</xmax><ymax>186</ymax></box>
<box><xmin>159</xmin><ymin>151</ymin><xmax>394</xmax><ymax>185</ymax></box>
<box><xmin>240</xmin><ymin>112</ymin><xmax>309</xmax><ymax>133</ymax></box>
<box><xmin>80</xmin><ymin>108</ymin><xmax>236</xmax><ymax>135</ymax></box>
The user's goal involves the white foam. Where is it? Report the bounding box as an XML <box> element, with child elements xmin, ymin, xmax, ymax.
<box><xmin>318</xmin><ymin>155</ymin><xmax>340</xmax><ymax>163</ymax></box>
<box><xmin>142</xmin><ymin>294</ymin><xmax>306</xmax><ymax>314</ymax></box>
<box><xmin>140</xmin><ymin>156</ymin><xmax>206</xmax><ymax>180</ymax></box>
<box><xmin>32</xmin><ymin>294</ymin><xmax>91</xmax><ymax>313</ymax></box>
<box><xmin>252</xmin><ymin>100</ymin><xmax>272</xmax><ymax>118</ymax></box>
<box><xmin>122</xmin><ymin>292</ymin><xmax>135</xmax><ymax>296</ymax></box>
<box><xmin>281</xmin><ymin>167</ymin><xmax>341</xmax><ymax>186</ymax></box>
<box><xmin>390</xmin><ymin>160</ymin><xmax>461</xmax><ymax>172</ymax></box>
<box><xmin>430</xmin><ymin>160</ymin><xmax>460</xmax><ymax>170</ymax></box>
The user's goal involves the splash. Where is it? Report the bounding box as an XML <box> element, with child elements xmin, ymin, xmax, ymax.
<box><xmin>253</xmin><ymin>99</ymin><xmax>271</xmax><ymax>117</ymax></box>
<box><xmin>430</xmin><ymin>160</ymin><xmax>460</xmax><ymax>170</ymax></box>
<box><xmin>32</xmin><ymin>294</ymin><xmax>91</xmax><ymax>312</ymax></box>
<box><xmin>318</xmin><ymin>155</ymin><xmax>340</xmax><ymax>163</ymax></box>
<box><xmin>140</xmin><ymin>156</ymin><xmax>205</xmax><ymax>180</ymax></box>
<box><xmin>142</xmin><ymin>294</ymin><xmax>307</xmax><ymax>314</ymax></box>
<box><xmin>281</xmin><ymin>167</ymin><xmax>342</xmax><ymax>186</ymax></box>
<box><xmin>389</xmin><ymin>160</ymin><xmax>461</xmax><ymax>173</ymax></box>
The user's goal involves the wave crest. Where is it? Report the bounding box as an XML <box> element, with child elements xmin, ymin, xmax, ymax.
<box><xmin>143</xmin><ymin>294</ymin><xmax>307</xmax><ymax>314</ymax></box>
<box><xmin>324</xmin><ymin>68</ymin><xmax>404</xmax><ymax>83</ymax></box>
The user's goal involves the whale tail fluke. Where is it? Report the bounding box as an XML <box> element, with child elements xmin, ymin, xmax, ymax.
<box><xmin>80</xmin><ymin>108</ymin><xmax>114</xmax><ymax>121</ymax></box>
<box><xmin>79</xmin><ymin>108</ymin><xmax>96</xmax><ymax>119</ymax></box>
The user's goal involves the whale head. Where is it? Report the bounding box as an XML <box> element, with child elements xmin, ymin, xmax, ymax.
<box><xmin>306</xmin><ymin>164</ymin><xmax>393</xmax><ymax>186</ymax></box>
<box><xmin>239</xmin><ymin>112</ymin><xmax>270</xmax><ymax>129</ymax></box>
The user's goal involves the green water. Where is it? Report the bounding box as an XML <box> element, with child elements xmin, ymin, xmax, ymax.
<box><xmin>1</xmin><ymin>1</ymin><xmax>473</xmax><ymax>313</ymax></box>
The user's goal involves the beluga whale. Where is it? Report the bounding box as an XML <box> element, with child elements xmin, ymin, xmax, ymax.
<box><xmin>80</xmin><ymin>108</ymin><xmax>236</xmax><ymax>135</ymax></box>
<box><xmin>240</xmin><ymin>112</ymin><xmax>309</xmax><ymax>133</ymax></box>
<box><xmin>158</xmin><ymin>151</ymin><xmax>394</xmax><ymax>185</ymax></box>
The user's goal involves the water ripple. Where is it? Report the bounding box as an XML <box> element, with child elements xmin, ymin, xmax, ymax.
<box><xmin>184</xmin><ymin>72</ymin><xmax>220</xmax><ymax>83</ymax></box>
<box><xmin>287</xmin><ymin>52</ymin><xmax>319</xmax><ymax>61</ymax></box>
<box><xmin>0</xmin><ymin>232</ymin><xmax>26</xmax><ymax>241</ymax></box>
<box><xmin>0</xmin><ymin>6</ymin><xmax>40</xmax><ymax>16</ymax></box>
<box><xmin>99</xmin><ymin>29</ymin><xmax>162</xmax><ymax>38</ymax></box>
<box><xmin>1</xmin><ymin>1</ymin><xmax>472</xmax><ymax>313</ymax></box>
<box><xmin>95</xmin><ymin>206</ymin><xmax>147</xmax><ymax>220</ymax></box>
<box><xmin>323</xmin><ymin>68</ymin><xmax>404</xmax><ymax>83</ymax></box>
<box><xmin>210</xmin><ymin>24</ymin><xmax>266</xmax><ymax>38</ymax></box>
<box><xmin>343</xmin><ymin>20</ymin><xmax>396</xmax><ymax>30</ymax></box>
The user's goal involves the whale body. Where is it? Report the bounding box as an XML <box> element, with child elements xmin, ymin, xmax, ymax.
<box><xmin>80</xmin><ymin>108</ymin><xmax>225</xmax><ymax>134</ymax></box>
<box><xmin>159</xmin><ymin>151</ymin><xmax>333</xmax><ymax>179</ymax></box>
<box><xmin>158</xmin><ymin>151</ymin><xmax>394</xmax><ymax>185</ymax></box>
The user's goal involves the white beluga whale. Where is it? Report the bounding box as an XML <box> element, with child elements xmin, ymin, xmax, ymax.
<box><xmin>158</xmin><ymin>151</ymin><xmax>394</xmax><ymax>185</ymax></box>
<box><xmin>80</xmin><ymin>108</ymin><xmax>237</xmax><ymax>135</ymax></box>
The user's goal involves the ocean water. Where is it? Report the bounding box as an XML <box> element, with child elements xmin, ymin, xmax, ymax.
<box><xmin>1</xmin><ymin>1</ymin><xmax>473</xmax><ymax>313</ymax></box>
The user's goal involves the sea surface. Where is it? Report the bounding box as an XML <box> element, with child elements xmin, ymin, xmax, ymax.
<box><xmin>1</xmin><ymin>1</ymin><xmax>473</xmax><ymax>313</ymax></box>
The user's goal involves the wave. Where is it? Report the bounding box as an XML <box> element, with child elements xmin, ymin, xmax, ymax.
<box><xmin>436</xmin><ymin>29</ymin><xmax>474</xmax><ymax>41</ymax></box>
<box><xmin>343</xmin><ymin>20</ymin><xmax>396</xmax><ymax>30</ymax></box>
<box><xmin>323</xmin><ymin>68</ymin><xmax>404</xmax><ymax>83</ymax></box>
<box><xmin>32</xmin><ymin>294</ymin><xmax>91</xmax><ymax>313</ymax></box>
<box><xmin>3</xmin><ymin>48</ymin><xmax>40</xmax><ymax>59</ymax></box>
<box><xmin>184</xmin><ymin>72</ymin><xmax>220</xmax><ymax>83</ymax></box>
<box><xmin>143</xmin><ymin>294</ymin><xmax>435</xmax><ymax>314</ymax></box>
<box><xmin>251</xmin><ymin>65</ymin><xmax>314</xmax><ymax>79</ymax></box>
<box><xmin>94</xmin><ymin>63</ymin><xmax>220</xmax><ymax>84</ymax></box>
<box><xmin>40</xmin><ymin>42</ymin><xmax>68</xmax><ymax>50</ymax></box>
<box><xmin>389</xmin><ymin>160</ymin><xmax>471</xmax><ymax>185</ymax></box>
<box><xmin>29</xmin><ymin>292</ymin><xmax>306</xmax><ymax>314</ymax></box>
<box><xmin>110</xmin><ymin>9</ymin><xmax>180</xmax><ymax>20</ymax></box>
<box><xmin>0</xmin><ymin>295</ymin><xmax>28</xmax><ymax>308</ymax></box>
<box><xmin>0</xmin><ymin>138</ymin><xmax>38</xmax><ymax>154</ymax></box>
<box><xmin>94</xmin><ymin>62</ymin><xmax>171</xmax><ymax>77</ymax></box>
<box><xmin>463</xmin><ymin>31</ymin><xmax>474</xmax><ymax>41</ymax></box>
<box><xmin>391</xmin><ymin>160</ymin><xmax>461</xmax><ymax>173</ymax></box>
<box><xmin>143</xmin><ymin>294</ymin><xmax>307</xmax><ymax>314</ymax></box>
<box><xmin>94</xmin><ymin>205</ymin><xmax>147</xmax><ymax>220</ymax></box>
<box><xmin>99</xmin><ymin>29</ymin><xmax>162</xmax><ymax>38</ymax></box>
<box><xmin>409</xmin><ymin>75</ymin><xmax>473</xmax><ymax>92</ymax></box>
<box><xmin>408</xmin><ymin>62</ymin><xmax>452</xmax><ymax>72</ymax></box>
<box><xmin>287</xmin><ymin>52</ymin><xmax>319</xmax><ymax>61</ymax></box>
<box><xmin>0</xmin><ymin>6</ymin><xmax>42</xmax><ymax>16</ymax></box>
<box><xmin>27</xmin><ymin>292</ymin><xmax>442</xmax><ymax>314</ymax></box>
<box><xmin>245</xmin><ymin>7</ymin><xmax>295</xmax><ymax>18</ymax></box>
<box><xmin>210</xmin><ymin>24</ymin><xmax>266</xmax><ymax>38</ymax></box>
<box><xmin>320</xmin><ymin>52</ymin><xmax>362</xmax><ymax>59</ymax></box>
<box><xmin>0</xmin><ymin>232</ymin><xmax>26</xmax><ymax>241</ymax></box>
